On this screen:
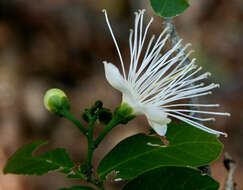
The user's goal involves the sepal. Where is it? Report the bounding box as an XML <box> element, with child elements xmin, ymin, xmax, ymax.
<box><xmin>114</xmin><ymin>103</ymin><xmax>136</xmax><ymax>124</ymax></box>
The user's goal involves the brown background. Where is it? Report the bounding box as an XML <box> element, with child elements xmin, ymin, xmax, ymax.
<box><xmin>0</xmin><ymin>0</ymin><xmax>242</xmax><ymax>189</ymax></box>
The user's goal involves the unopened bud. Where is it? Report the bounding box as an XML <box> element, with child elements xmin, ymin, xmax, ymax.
<box><xmin>44</xmin><ymin>88</ymin><xmax>70</xmax><ymax>116</ymax></box>
<box><xmin>98</xmin><ymin>108</ymin><xmax>112</xmax><ymax>125</ymax></box>
<box><xmin>114</xmin><ymin>102</ymin><xmax>136</xmax><ymax>124</ymax></box>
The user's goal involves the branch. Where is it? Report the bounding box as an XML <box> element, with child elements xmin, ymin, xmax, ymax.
<box><xmin>198</xmin><ymin>165</ymin><xmax>211</xmax><ymax>176</ymax></box>
<box><xmin>94</xmin><ymin>117</ymin><xmax>120</xmax><ymax>147</ymax></box>
<box><xmin>163</xmin><ymin>18</ymin><xmax>198</xmax><ymax>110</ymax></box>
<box><xmin>163</xmin><ymin>18</ymin><xmax>181</xmax><ymax>47</ymax></box>
<box><xmin>223</xmin><ymin>153</ymin><xmax>239</xmax><ymax>190</ymax></box>
<box><xmin>163</xmin><ymin>18</ymin><xmax>211</xmax><ymax>176</ymax></box>
<box><xmin>62</xmin><ymin>110</ymin><xmax>88</xmax><ymax>135</ymax></box>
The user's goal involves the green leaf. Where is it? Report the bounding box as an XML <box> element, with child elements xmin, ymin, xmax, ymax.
<box><xmin>123</xmin><ymin>167</ymin><xmax>219</xmax><ymax>190</ymax></box>
<box><xmin>149</xmin><ymin>0</ymin><xmax>189</xmax><ymax>18</ymax></box>
<box><xmin>59</xmin><ymin>186</ymin><xmax>96</xmax><ymax>190</ymax></box>
<box><xmin>39</xmin><ymin>148</ymin><xmax>75</xmax><ymax>168</ymax></box>
<box><xmin>4</xmin><ymin>141</ymin><xmax>75</xmax><ymax>176</ymax></box>
<box><xmin>98</xmin><ymin>122</ymin><xmax>223</xmax><ymax>180</ymax></box>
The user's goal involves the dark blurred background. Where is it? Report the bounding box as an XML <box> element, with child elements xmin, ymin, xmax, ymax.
<box><xmin>0</xmin><ymin>0</ymin><xmax>242</xmax><ymax>190</ymax></box>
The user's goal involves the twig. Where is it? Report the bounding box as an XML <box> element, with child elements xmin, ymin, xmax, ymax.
<box><xmin>62</xmin><ymin>110</ymin><xmax>88</xmax><ymax>135</ymax></box>
<box><xmin>198</xmin><ymin>165</ymin><xmax>212</xmax><ymax>176</ymax></box>
<box><xmin>163</xmin><ymin>18</ymin><xmax>212</xmax><ymax>176</ymax></box>
<box><xmin>163</xmin><ymin>18</ymin><xmax>199</xmax><ymax>113</ymax></box>
<box><xmin>63</xmin><ymin>108</ymin><xmax>106</xmax><ymax>190</ymax></box>
<box><xmin>94</xmin><ymin>117</ymin><xmax>120</xmax><ymax>147</ymax></box>
<box><xmin>163</xmin><ymin>18</ymin><xmax>181</xmax><ymax>47</ymax></box>
<box><xmin>223</xmin><ymin>153</ymin><xmax>239</xmax><ymax>190</ymax></box>
<box><xmin>85</xmin><ymin>117</ymin><xmax>96</xmax><ymax>181</ymax></box>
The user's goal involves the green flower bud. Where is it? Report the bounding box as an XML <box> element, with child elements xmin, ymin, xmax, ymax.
<box><xmin>114</xmin><ymin>102</ymin><xmax>136</xmax><ymax>124</ymax></box>
<box><xmin>93</xmin><ymin>100</ymin><xmax>103</xmax><ymax>110</ymax></box>
<box><xmin>97</xmin><ymin>107</ymin><xmax>112</xmax><ymax>125</ymax></box>
<box><xmin>44</xmin><ymin>88</ymin><xmax>70</xmax><ymax>116</ymax></box>
<box><xmin>82</xmin><ymin>109</ymin><xmax>90</xmax><ymax>123</ymax></box>
<box><xmin>90</xmin><ymin>100</ymin><xmax>103</xmax><ymax>115</ymax></box>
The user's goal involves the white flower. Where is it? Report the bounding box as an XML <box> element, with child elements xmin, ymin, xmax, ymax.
<box><xmin>102</xmin><ymin>9</ymin><xmax>230</xmax><ymax>137</ymax></box>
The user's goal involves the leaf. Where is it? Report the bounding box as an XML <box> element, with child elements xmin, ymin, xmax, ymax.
<box><xmin>149</xmin><ymin>0</ymin><xmax>189</xmax><ymax>18</ymax></box>
<box><xmin>123</xmin><ymin>167</ymin><xmax>220</xmax><ymax>190</ymax></box>
<box><xmin>59</xmin><ymin>186</ymin><xmax>96</xmax><ymax>190</ymax></box>
<box><xmin>98</xmin><ymin>122</ymin><xmax>223</xmax><ymax>180</ymax></box>
<box><xmin>40</xmin><ymin>148</ymin><xmax>75</xmax><ymax>168</ymax></box>
<box><xmin>4</xmin><ymin>141</ymin><xmax>75</xmax><ymax>176</ymax></box>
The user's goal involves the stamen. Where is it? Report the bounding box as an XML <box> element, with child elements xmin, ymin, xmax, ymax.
<box><xmin>130</xmin><ymin>16</ymin><xmax>154</xmax><ymax>83</ymax></box>
<box><xmin>167</xmin><ymin>113</ymin><xmax>228</xmax><ymax>137</ymax></box>
<box><xmin>102</xmin><ymin>9</ymin><xmax>126</xmax><ymax>79</ymax></box>
<box><xmin>128</xmin><ymin>29</ymin><xmax>134</xmax><ymax>81</ymax></box>
<box><xmin>160</xmin><ymin>91</ymin><xmax>213</xmax><ymax>105</ymax></box>
<box><xmin>171</xmin><ymin>111</ymin><xmax>216</xmax><ymax>121</ymax></box>
<box><xmin>165</xmin><ymin>109</ymin><xmax>230</xmax><ymax>116</ymax></box>
<box><xmin>163</xmin><ymin>103</ymin><xmax>220</xmax><ymax>108</ymax></box>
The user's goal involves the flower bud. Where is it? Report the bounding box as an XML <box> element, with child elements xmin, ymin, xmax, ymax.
<box><xmin>97</xmin><ymin>108</ymin><xmax>112</xmax><ymax>125</ymax></box>
<box><xmin>114</xmin><ymin>102</ymin><xmax>136</xmax><ymax>124</ymax></box>
<box><xmin>44</xmin><ymin>88</ymin><xmax>70</xmax><ymax>116</ymax></box>
<box><xmin>90</xmin><ymin>100</ymin><xmax>103</xmax><ymax>114</ymax></box>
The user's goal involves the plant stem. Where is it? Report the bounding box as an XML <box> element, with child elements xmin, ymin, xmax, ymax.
<box><xmin>164</xmin><ymin>18</ymin><xmax>213</xmax><ymax>176</ymax></box>
<box><xmin>62</xmin><ymin>109</ymin><xmax>108</xmax><ymax>189</ymax></box>
<box><xmin>85</xmin><ymin>118</ymin><xmax>96</xmax><ymax>180</ymax></box>
<box><xmin>163</xmin><ymin>18</ymin><xmax>199</xmax><ymax>116</ymax></box>
<box><xmin>84</xmin><ymin>116</ymin><xmax>120</xmax><ymax>190</ymax></box>
<box><xmin>62</xmin><ymin>110</ymin><xmax>88</xmax><ymax>135</ymax></box>
<box><xmin>223</xmin><ymin>153</ymin><xmax>238</xmax><ymax>190</ymax></box>
<box><xmin>94</xmin><ymin>117</ymin><xmax>120</xmax><ymax>147</ymax></box>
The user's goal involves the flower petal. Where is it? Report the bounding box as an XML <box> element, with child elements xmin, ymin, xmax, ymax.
<box><xmin>148</xmin><ymin>120</ymin><xmax>168</xmax><ymax>136</ymax></box>
<box><xmin>103</xmin><ymin>62</ymin><xmax>127</xmax><ymax>92</ymax></box>
<box><xmin>145</xmin><ymin>106</ymin><xmax>171</xmax><ymax>124</ymax></box>
<box><xmin>144</xmin><ymin>107</ymin><xmax>171</xmax><ymax>136</ymax></box>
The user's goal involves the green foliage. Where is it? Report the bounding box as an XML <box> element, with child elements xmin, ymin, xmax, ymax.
<box><xmin>123</xmin><ymin>167</ymin><xmax>219</xmax><ymax>190</ymax></box>
<box><xmin>149</xmin><ymin>0</ymin><xmax>189</xmax><ymax>18</ymax></box>
<box><xmin>98</xmin><ymin>122</ymin><xmax>223</xmax><ymax>180</ymax></box>
<box><xmin>59</xmin><ymin>186</ymin><xmax>96</xmax><ymax>190</ymax></box>
<box><xmin>3</xmin><ymin>97</ymin><xmax>224</xmax><ymax>190</ymax></box>
<box><xmin>4</xmin><ymin>141</ymin><xmax>76</xmax><ymax>176</ymax></box>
